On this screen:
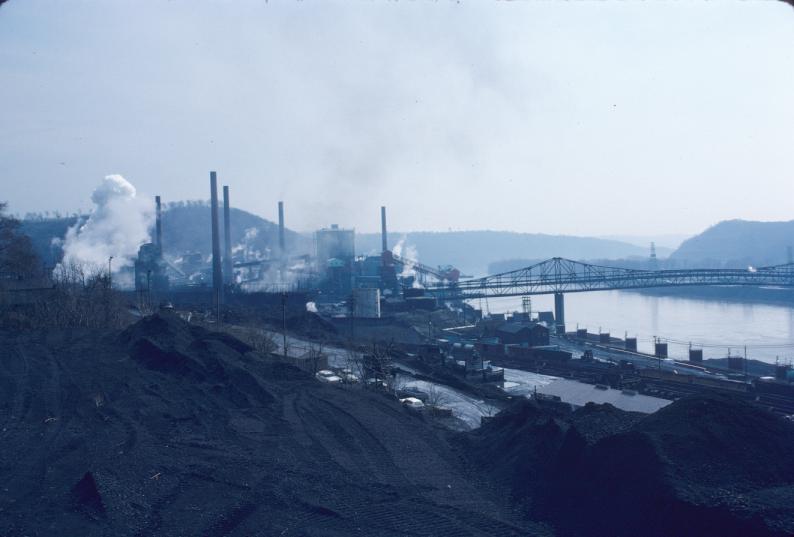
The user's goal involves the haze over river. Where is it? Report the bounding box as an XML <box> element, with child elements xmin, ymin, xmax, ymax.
<box><xmin>477</xmin><ymin>290</ymin><xmax>794</xmax><ymax>365</ymax></box>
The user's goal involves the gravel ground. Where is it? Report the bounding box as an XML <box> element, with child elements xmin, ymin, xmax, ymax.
<box><xmin>464</xmin><ymin>394</ymin><xmax>794</xmax><ymax>537</ymax></box>
<box><xmin>0</xmin><ymin>313</ymin><xmax>550</xmax><ymax>537</ymax></box>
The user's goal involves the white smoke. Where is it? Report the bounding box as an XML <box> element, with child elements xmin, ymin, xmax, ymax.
<box><xmin>232</xmin><ymin>227</ymin><xmax>263</xmax><ymax>260</ymax></box>
<box><xmin>392</xmin><ymin>237</ymin><xmax>423</xmax><ymax>287</ymax></box>
<box><xmin>56</xmin><ymin>175</ymin><xmax>153</xmax><ymax>273</ymax></box>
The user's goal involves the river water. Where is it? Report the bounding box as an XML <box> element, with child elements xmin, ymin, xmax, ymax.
<box><xmin>473</xmin><ymin>291</ymin><xmax>794</xmax><ymax>365</ymax></box>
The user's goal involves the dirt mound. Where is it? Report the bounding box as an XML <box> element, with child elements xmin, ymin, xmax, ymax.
<box><xmin>637</xmin><ymin>392</ymin><xmax>794</xmax><ymax>491</ymax></box>
<box><xmin>568</xmin><ymin>401</ymin><xmax>644</xmax><ymax>443</ymax></box>
<box><xmin>0</xmin><ymin>315</ymin><xmax>548</xmax><ymax>536</ymax></box>
<box><xmin>465</xmin><ymin>393</ymin><xmax>794</xmax><ymax>537</ymax></box>
<box><xmin>71</xmin><ymin>472</ymin><xmax>105</xmax><ymax>517</ymax></box>
<box><xmin>130</xmin><ymin>337</ymin><xmax>203</xmax><ymax>377</ymax></box>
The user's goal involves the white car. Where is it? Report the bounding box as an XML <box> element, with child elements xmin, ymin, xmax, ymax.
<box><xmin>400</xmin><ymin>397</ymin><xmax>425</xmax><ymax>410</ymax></box>
<box><xmin>316</xmin><ymin>370</ymin><xmax>342</xmax><ymax>384</ymax></box>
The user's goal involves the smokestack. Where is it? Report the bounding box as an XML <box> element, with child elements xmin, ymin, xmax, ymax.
<box><xmin>278</xmin><ymin>201</ymin><xmax>285</xmax><ymax>258</ymax></box>
<box><xmin>155</xmin><ymin>195</ymin><xmax>162</xmax><ymax>255</ymax></box>
<box><xmin>381</xmin><ymin>206</ymin><xmax>388</xmax><ymax>253</ymax></box>
<box><xmin>210</xmin><ymin>171</ymin><xmax>223</xmax><ymax>311</ymax></box>
<box><xmin>223</xmin><ymin>185</ymin><xmax>233</xmax><ymax>286</ymax></box>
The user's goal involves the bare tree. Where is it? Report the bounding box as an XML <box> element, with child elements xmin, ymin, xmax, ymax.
<box><xmin>245</xmin><ymin>324</ymin><xmax>278</xmax><ymax>355</ymax></box>
<box><xmin>345</xmin><ymin>346</ymin><xmax>366</xmax><ymax>383</ymax></box>
<box><xmin>305</xmin><ymin>340</ymin><xmax>326</xmax><ymax>375</ymax></box>
<box><xmin>363</xmin><ymin>343</ymin><xmax>396</xmax><ymax>392</ymax></box>
<box><xmin>30</xmin><ymin>262</ymin><xmax>128</xmax><ymax>329</ymax></box>
<box><xmin>0</xmin><ymin>202</ymin><xmax>39</xmax><ymax>278</ymax></box>
<box><xmin>425</xmin><ymin>384</ymin><xmax>449</xmax><ymax>408</ymax></box>
<box><xmin>470</xmin><ymin>398</ymin><xmax>500</xmax><ymax>420</ymax></box>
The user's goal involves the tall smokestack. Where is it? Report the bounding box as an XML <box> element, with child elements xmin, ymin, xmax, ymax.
<box><xmin>278</xmin><ymin>201</ymin><xmax>285</xmax><ymax>258</ymax></box>
<box><xmin>381</xmin><ymin>206</ymin><xmax>388</xmax><ymax>253</ymax></box>
<box><xmin>210</xmin><ymin>171</ymin><xmax>223</xmax><ymax>311</ymax></box>
<box><xmin>155</xmin><ymin>195</ymin><xmax>162</xmax><ymax>255</ymax></box>
<box><xmin>223</xmin><ymin>185</ymin><xmax>233</xmax><ymax>286</ymax></box>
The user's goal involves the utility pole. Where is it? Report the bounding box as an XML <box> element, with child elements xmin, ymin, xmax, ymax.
<box><xmin>349</xmin><ymin>293</ymin><xmax>356</xmax><ymax>344</ymax></box>
<box><xmin>106</xmin><ymin>255</ymin><xmax>114</xmax><ymax>325</ymax></box>
<box><xmin>108</xmin><ymin>256</ymin><xmax>113</xmax><ymax>289</ymax></box>
<box><xmin>281</xmin><ymin>291</ymin><xmax>288</xmax><ymax>359</ymax></box>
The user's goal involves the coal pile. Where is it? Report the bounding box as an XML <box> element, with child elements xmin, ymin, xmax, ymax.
<box><xmin>465</xmin><ymin>394</ymin><xmax>794</xmax><ymax>536</ymax></box>
<box><xmin>0</xmin><ymin>313</ymin><xmax>549</xmax><ymax>536</ymax></box>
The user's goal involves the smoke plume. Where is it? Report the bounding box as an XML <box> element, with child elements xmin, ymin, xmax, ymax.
<box><xmin>57</xmin><ymin>175</ymin><xmax>153</xmax><ymax>273</ymax></box>
<box><xmin>393</xmin><ymin>237</ymin><xmax>423</xmax><ymax>287</ymax></box>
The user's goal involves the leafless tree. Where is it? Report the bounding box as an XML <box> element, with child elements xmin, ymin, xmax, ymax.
<box><xmin>244</xmin><ymin>324</ymin><xmax>278</xmax><ymax>355</ymax></box>
<box><xmin>425</xmin><ymin>384</ymin><xmax>449</xmax><ymax>408</ymax></box>
<box><xmin>305</xmin><ymin>340</ymin><xmax>326</xmax><ymax>375</ymax></box>
<box><xmin>363</xmin><ymin>343</ymin><xmax>396</xmax><ymax>392</ymax></box>
<box><xmin>0</xmin><ymin>202</ymin><xmax>39</xmax><ymax>278</ymax></box>
<box><xmin>30</xmin><ymin>262</ymin><xmax>128</xmax><ymax>329</ymax></box>
<box><xmin>471</xmin><ymin>398</ymin><xmax>500</xmax><ymax>420</ymax></box>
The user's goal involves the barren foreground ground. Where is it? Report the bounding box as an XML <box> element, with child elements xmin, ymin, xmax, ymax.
<box><xmin>0</xmin><ymin>314</ymin><xmax>548</xmax><ymax>536</ymax></box>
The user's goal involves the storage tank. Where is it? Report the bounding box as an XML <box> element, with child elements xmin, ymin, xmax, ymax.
<box><xmin>352</xmin><ymin>288</ymin><xmax>381</xmax><ymax>318</ymax></box>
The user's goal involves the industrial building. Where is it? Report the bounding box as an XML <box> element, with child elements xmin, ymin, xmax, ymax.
<box><xmin>124</xmin><ymin>172</ymin><xmax>471</xmax><ymax>327</ymax></box>
<box><xmin>496</xmin><ymin>322</ymin><xmax>550</xmax><ymax>347</ymax></box>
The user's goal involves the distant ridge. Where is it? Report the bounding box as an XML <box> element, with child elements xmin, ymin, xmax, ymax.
<box><xmin>670</xmin><ymin>219</ymin><xmax>794</xmax><ymax>267</ymax></box>
<box><xmin>356</xmin><ymin>230</ymin><xmax>652</xmax><ymax>277</ymax></box>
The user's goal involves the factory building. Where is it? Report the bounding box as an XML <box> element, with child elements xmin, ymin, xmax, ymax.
<box><xmin>316</xmin><ymin>225</ymin><xmax>355</xmax><ymax>267</ymax></box>
<box><xmin>134</xmin><ymin>195</ymin><xmax>169</xmax><ymax>293</ymax></box>
<box><xmin>496</xmin><ymin>322</ymin><xmax>550</xmax><ymax>347</ymax></box>
<box><xmin>134</xmin><ymin>243</ymin><xmax>169</xmax><ymax>292</ymax></box>
<box><xmin>316</xmin><ymin>225</ymin><xmax>355</xmax><ymax>295</ymax></box>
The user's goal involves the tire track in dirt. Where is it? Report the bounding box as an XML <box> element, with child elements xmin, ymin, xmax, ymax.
<box><xmin>299</xmin><ymin>389</ymin><xmax>409</xmax><ymax>487</ymax></box>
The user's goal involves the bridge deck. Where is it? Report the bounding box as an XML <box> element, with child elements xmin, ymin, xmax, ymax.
<box><xmin>424</xmin><ymin>257</ymin><xmax>794</xmax><ymax>299</ymax></box>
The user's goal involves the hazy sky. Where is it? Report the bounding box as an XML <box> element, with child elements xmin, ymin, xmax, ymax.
<box><xmin>1</xmin><ymin>1</ymin><xmax>792</xmax><ymax>236</ymax></box>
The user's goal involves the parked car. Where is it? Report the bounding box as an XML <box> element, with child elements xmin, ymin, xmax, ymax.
<box><xmin>399</xmin><ymin>397</ymin><xmax>425</xmax><ymax>410</ymax></box>
<box><xmin>316</xmin><ymin>370</ymin><xmax>342</xmax><ymax>384</ymax></box>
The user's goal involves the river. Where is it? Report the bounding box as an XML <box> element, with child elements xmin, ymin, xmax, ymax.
<box><xmin>472</xmin><ymin>290</ymin><xmax>794</xmax><ymax>365</ymax></box>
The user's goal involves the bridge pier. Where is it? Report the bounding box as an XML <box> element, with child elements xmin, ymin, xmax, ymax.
<box><xmin>554</xmin><ymin>292</ymin><xmax>565</xmax><ymax>335</ymax></box>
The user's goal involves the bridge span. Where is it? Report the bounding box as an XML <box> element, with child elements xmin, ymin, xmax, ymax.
<box><xmin>424</xmin><ymin>257</ymin><xmax>794</xmax><ymax>334</ymax></box>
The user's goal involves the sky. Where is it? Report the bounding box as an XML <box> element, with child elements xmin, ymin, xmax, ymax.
<box><xmin>1</xmin><ymin>1</ymin><xmax>793</xmax><ymax>237</ymax></box>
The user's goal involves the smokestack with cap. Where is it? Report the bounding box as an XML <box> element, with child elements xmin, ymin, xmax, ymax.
<box><xmin>278</xmin><ymin>201</ymin><xmax>285</xmax><ymax>258</ymax></box>
<box><xmin>223</xmin><ymin>185</ymin><xmax>233</xmax><ymax>286</ymax></box>
<box><xmin>381</xmin><ymin>206</ymin><xmax>388</xmax><ymax>253</ymax></box>
<box><xmin>155</xmin><ymin>195</ymin><xmax>162</xmax><ymax>255</ymax></box>
<box><xmin>210</xmin><ymin>172</ymin><xmax>223</xmax><ymax>311</ymax></box>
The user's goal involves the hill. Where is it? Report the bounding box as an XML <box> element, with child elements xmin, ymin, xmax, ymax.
<box><xmin>19</xmin><ymin>216</ymin><xmax>80</xmax><ymax>266</ymax></box>
<box><xmin>18</xmin><ymin>204</ymin><xmax>313</xmax><ymax>266</ymax></box>
<box><xmin>670</xmin><ymin>219</ymin><xmax>794</xmax><ymax>267</ymax></box>
<box><xmin>356</xmin><ymin>231</ymin><xmax>651</xmax><ymax>277</ymax></box>
<box><xmin>159</xmin><ymin>202</ymin><xmax>312</xmax><ymax>259</ymax></box>
<box><xmin>0</xmin><ymin>313</ymin><xmax>545</xmax><ymax>536</ymax></box>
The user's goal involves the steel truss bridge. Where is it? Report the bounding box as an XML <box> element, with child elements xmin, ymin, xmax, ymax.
<box><xmin>424</xmin><ymin>257</ymin><xmax>794</xmax><ymax>330</ymax></box>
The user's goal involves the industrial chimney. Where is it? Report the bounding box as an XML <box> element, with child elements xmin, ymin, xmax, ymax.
<box><xmin>278</xmin><ymin>201</ymin><xmax>286</xmax><ymax>258</ymax></box>
<box><xmin>223</xmin><ymin>185</ymin><xmax>233</xmax><ymax>286</ymax></box>
<box><xmin>210</xmin><ymin>172</ymin><xmax>223</xmax><ymax>312</ymax></box>
<box><xmin>155</xmin><ymin>195</ymin><xmax>162</xmax><ymax>255</ymax></box>
<box><xmin>381</xmin><ymin>206</ymin><xmax>388</xmax><ymax>253</ymax></box>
